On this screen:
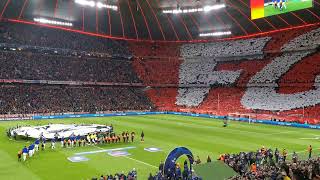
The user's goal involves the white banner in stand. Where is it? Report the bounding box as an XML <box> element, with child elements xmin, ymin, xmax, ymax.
<box><xmin>10</xmin><ymin>124</ymin><xmax>112</xmax><ymax>139</ymax></box>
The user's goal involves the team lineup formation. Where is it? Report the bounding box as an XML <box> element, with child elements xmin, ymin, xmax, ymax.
<box><xmin>8</xmin><ymin>124</ymin><xmax>145</xmax><ymax>162</ymax></box>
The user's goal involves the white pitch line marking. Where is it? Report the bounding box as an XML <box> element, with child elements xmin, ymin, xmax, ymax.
<box><xmin>299</xmin><ymin>137</ymin><xmax>320</xmax><ymax>140</ymax></box>
<box><xmin>75</xmin><ymin>146</ymin><xmax>136</xmax><ymax>155</ymax></box>
<box><xmin>94</xmin><ymin>145</ymin><xmax>158</xmax><ymax>169</ymax></box>
<box><xmin>93</xmin><ymin>145</ymin><xmax>104</xmax><ymax>150</ymax></box>
<box><xmin>124</xmin><ymin>156</ymin><xmax>158</xmax><ymax>169</ymax></box>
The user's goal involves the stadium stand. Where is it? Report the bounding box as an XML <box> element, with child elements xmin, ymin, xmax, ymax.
<box><xmin>242</xmin><ymin>28</ymin><xmax>320</xmax><ymax>112</ymax></box>
<box><xmin>0</xmin><ymin>22</ymin><xmax>320</xmax><ymax>124</ymax></box>
<box><xmin>132</xmin><ymin>57</ymin><xmax>181</xmax><ymax>85</ymax></box>
<box><xmin>145</xmin><ymin>88</ymin><xmax>178</xmax><ymax>111</ymax></box>
<box><xmin>0</xmin><ymin>22</ymin><xmax>153</xmax><ymax>115</ymax></box>
<box><xmin>0</xmin><ymin>84</ymin><xmax>152</xmax><ymax>114</ymax></box>
<box><xmin>222</xmin><ymin>147</ymin><xmax>320</xmax><ymax>180</ymax></box>
<box><xmin>0</xmin><ymin>22</ymin><xmax>131</xmax><ymax>58</ymax></box>
<box><xmin>281</xmin><ymin>27</ymin><xmax>320</xmax><ymax>51</ymax></box>
<box><xmin>176</xmin><ymin>88</ymin><xmax>210</xmax><ymax>107</ymax></box>
<box><xmin>133</xmin><ymin>26</ymin><xmax>320</xmax><ymax>124</ymax></box>
<box><xmin>180</xmin><ymin>37</ymin><xmax>270</xmax><ymax>57</ymax></box>
<box><xmin>0</xmin><ymin>50</ymin><xmax>140</xmax><ymax>83</ymax></box>
<box><xmin>178</xmin><ymin>60</ymin><xmax>242</xmax><ymax>86</ymax></box>
<box><xmin>130</xmin><ymin>42</ymin><xmax>181</xmax><ymax>85</ymax></box>
<box><xmin>129</xmin><ymin>42</ymin><xmax>181</xmax><ymax>58</ymax></box>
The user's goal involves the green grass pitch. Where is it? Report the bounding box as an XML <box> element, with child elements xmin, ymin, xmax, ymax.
<box><xmin>0</xmin><ymin>114</ymin><xmax>320</xmax><ymax>180</ymax></box>
<box><xmin>264</xmin><ymin>0</ymin><xmax>313</xmax><ymax>17</ymax></box>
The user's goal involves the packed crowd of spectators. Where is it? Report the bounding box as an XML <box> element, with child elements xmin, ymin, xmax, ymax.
<box><xmin>176</xmin><ymin>26</ymin><xmax>320</xmax><ymax>111</ymax></box>
<box><xmin>0</xmin><ymin>22</ymin><xmax>155</xmax><ymax>115</ymax></box>
<box><xmin>0</xmin><ymin>50</ymin><xmax>140</xmax><ymax>83</ymax></box>
<box><xmin>248</xmin><ymin>51</ymin><xmax>315</xmax><ymax>84</ymax></box>
<box><xmin>179</xmin><ymin>60</ymin><xmax>241</xmax><ymax>86</ymax></box>
<box><xmin>176</xmin><ymin>59</ymin><xmax>241</xmax><ymax>107</ymax></box>
<box><xmin>281</xmin><ymin>27</ymin><xmax>320</xmax><ymax>51</ymax></box>
<box><xmin>180</xmin><ymin>37</ymin><xmax>271</xmax><ymax>58</ymax></box>
<box><xmin>0</xmin><ymin>21</ymin><xmax>319</xmax><ymax>117</ymax></box>
<box><xmin>176</xmin><ymin>88</ymin><xmax>210</xmax><ymax>107</ymax></box>
<box><xmin>0</xmin><ymin>85</ymin><xmax>153</xmax><ymax>114</ymax></box>
<box><xmin>242</xmin><ymin>50</ymin><xmax>319</xmax><ymax>111</ymax></box>
<box><xmin>149</xmin><ymin>160</ymin><xmax>202</xmax><ymax>180</ymax></box>
<box><xmin>218</xmin><ymin>146</ymin><xmax>318</xmax><ymax>180</ymax></box>
<box><xmin>0</xmin><ymin>22</ymin><xmax>131</xmax><ymax>58</ymax></box>
<box><xmin>92</xmin><ymin>170</ymin><xmax>137</xmax><ymax>180</ymax></box>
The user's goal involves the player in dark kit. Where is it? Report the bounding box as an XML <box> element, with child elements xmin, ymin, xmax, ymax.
<box><xmin>141</xmin><ymin>131</ymin><xmax>145</xmax><ymax>142</ymax></box>
<box><xmin>274</xmin><ymin>0</ymin><xmax>278</xmax><ymax>8</ymax></box>
<box><xmin>113</xmin><ymin>135</ymin><xmax>117</xmax><ymax>143</ymax></box>
<box><xmin>122</xmin><ymin>132</ymin><xmax>126</xmax><ymax>143</ymax></box>
<box><xmin>223</xmin><ymin>117</ymin><xmax>228</xmax><ymax>127</ymax></box>
<box><xmin>131</xmin><ymin>132</ymin><xmax>135</xmax><ymax>142</ymax></box>
<box><xmin>78</xmin><ymin>138</ymin><xmax>82</xmax><ymax>147</ymax></box>
<box><xmin>126</xmin><ymin>131</ymin><xmax>129</xmax><ymax>142</ymax></box>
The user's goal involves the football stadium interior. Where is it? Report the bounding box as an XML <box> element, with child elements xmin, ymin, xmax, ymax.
<box><xmin>0</xmin><ymin>0</ymin><xmax>320</xmax><ymax>180</ymax></box>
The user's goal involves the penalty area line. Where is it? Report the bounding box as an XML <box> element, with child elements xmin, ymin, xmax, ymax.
<box><xmin>124</xmin><ymin>156</ymin><xmax>158</xmax><ymax>169</ymax></box>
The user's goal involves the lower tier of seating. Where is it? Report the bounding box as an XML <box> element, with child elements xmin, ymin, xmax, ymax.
<box><xmin>145</xmin><ymin>87</ymin><xmax>320</xmax><ymax>124</ymax></box>
<box><xmin>0</xmin><ymin>84</ymin><xmax>153</xmax><ymax>114</ymax></box>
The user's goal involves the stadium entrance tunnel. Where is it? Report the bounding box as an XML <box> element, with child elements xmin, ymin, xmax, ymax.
<box><xmin>164</xmin><ymin>147</ymin><xmax>194</xmax><ymax>176</ymax></box>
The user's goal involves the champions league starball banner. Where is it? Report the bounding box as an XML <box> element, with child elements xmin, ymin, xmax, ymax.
<box><xmin>251</xmin><ymin>0</ymin><xmax>313</xmax><ymax>19</ymax></box>
<box><xmin>10</xmin><ymin>124</ymin><xmax>112</xmax><ymax>139</ymax></box>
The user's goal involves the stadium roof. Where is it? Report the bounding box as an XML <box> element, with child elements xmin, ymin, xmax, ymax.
<box><xmin>1</xmin><ymin>0</ymin><xmax>320</xmax><ymax>42</ymax></box>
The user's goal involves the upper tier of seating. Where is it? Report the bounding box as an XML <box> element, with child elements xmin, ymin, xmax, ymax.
<box><xmin>180</xmin><ymin>37</ymin><xmax>271</xmax><ymax>58</ymax></box>
<box><xmin>132</xmin><ymin>57</ymin><xmax>181</xmax><ymax>85</ymax></box>
<box><xmin>281</xmin><ymin>27</ymin><xmax>320</xmax><ymax>51</ymax></box>
<box><xmin>0</xmin><ymin>22</ymin><xmax>131</xmax><ymax>58</ymax></box>
<box><xmin>129</xmin><ymin>42</ymin><xmax>180</xmax><ymax>58</ymax></box>
<box><xmin>0</xmin><ymin>50</ymin><xmax>140</xmax><ymax>83</ymax></box>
